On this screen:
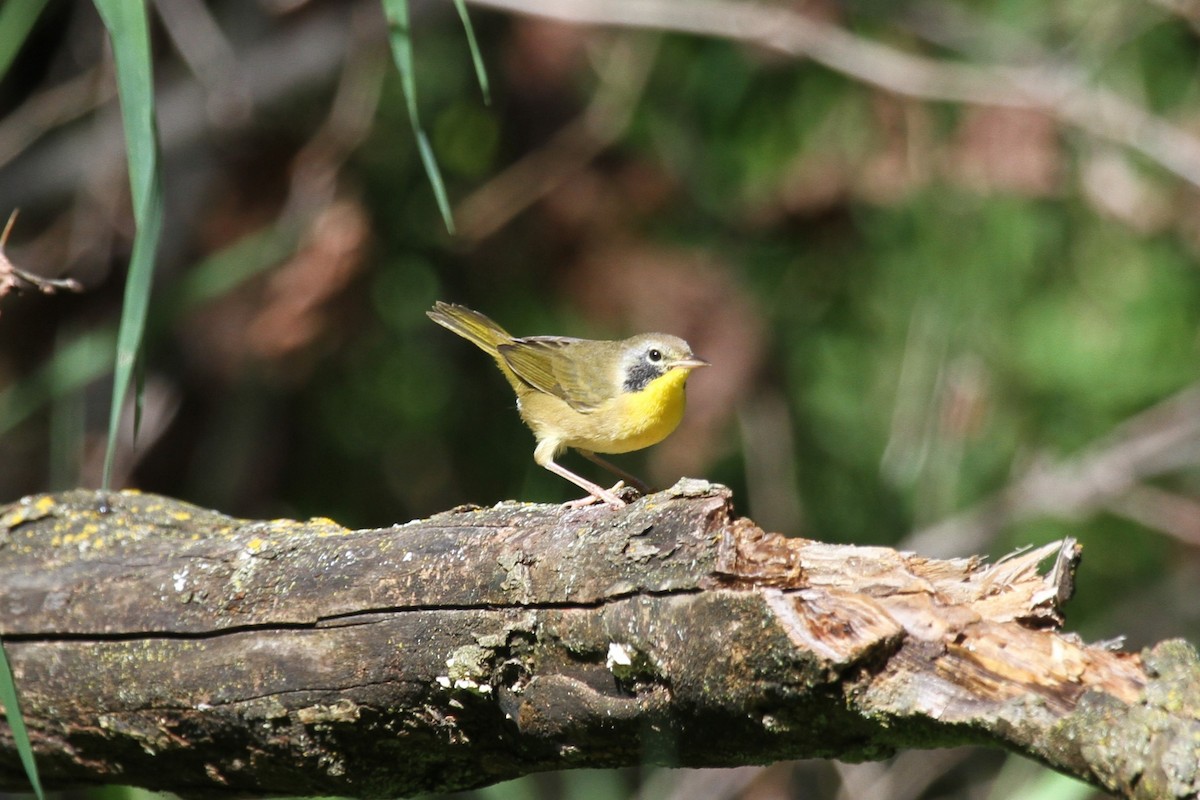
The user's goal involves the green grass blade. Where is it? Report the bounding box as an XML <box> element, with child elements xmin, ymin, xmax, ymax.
<box><xmin>0</xmin><ymin>0</ymin><xmax>50</xmax><ymax>82</ymax></box>
<box><xmin>133</xmin><ymin>346</ymin><xmax>146</xmax><ymax>447</ymax></box>
<box><xmin>93</xmin><ymin>0</ymin><xmax>164</xmax><ymax>490</ymax></box>
<box><xmin>451</xmin><ymin>0</ymin><xmax>490</xmax><ymax>105</ymax></box>
<box><xmin>381</xmin><ymin>0</ymin><xmax>455</xmax><ymax>233</ymax></box>
<box><xmin>0</xmin><ymin>638</ymin><xmax>46</xmax><ymax>800</ymax></box>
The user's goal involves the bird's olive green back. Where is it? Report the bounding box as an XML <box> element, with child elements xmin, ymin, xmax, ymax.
<box><xmin>430</xmin><ymin>302</ymin><xmax>617</xmax><ymax>411</ymax></box>
<box><xmin>499</xmin><ymin>338</ymin><xmax>619</xmax><ymax>413</ymax></box>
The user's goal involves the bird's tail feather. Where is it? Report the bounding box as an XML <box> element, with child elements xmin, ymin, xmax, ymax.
<box><xmin>427</xmin><ymin>301</ymin><xmax>513</xmax><ymax>355</ymax></box>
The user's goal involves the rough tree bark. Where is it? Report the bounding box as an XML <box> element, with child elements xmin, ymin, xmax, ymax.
<box><xmin>0</xmin><ymin>482</ymin><xmax>1197</xmax><ymax>798</ymax></box>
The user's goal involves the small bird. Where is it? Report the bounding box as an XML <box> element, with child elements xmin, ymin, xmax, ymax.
<box><xmin>427</xmin><ymin>301</ymin><xmax>709</xmax><ymax>508</ymax></box>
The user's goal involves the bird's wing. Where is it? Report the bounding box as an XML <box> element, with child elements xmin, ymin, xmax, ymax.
<box><xmin>498</xmin><ymin>336</ymin><xmax>607</xmax><ymax>412</ymax></box>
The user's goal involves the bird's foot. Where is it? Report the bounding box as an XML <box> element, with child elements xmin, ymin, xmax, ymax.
<box><xmin>563</xmin><ymin>481</ymin><xmax>628</xmax><ymax>510</ymax></box>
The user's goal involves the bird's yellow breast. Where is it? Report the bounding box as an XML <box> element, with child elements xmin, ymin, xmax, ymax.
<box><xmin>589</xmin><ymin>367</ymin><xmax>691</xmax><ymax>454</ymax></box>
<box><xmin>517</xmin><ymin>365</ymin><xmax>694</xmax><ymax>456</ymax></box>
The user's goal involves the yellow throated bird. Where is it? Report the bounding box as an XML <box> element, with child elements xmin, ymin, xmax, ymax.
<box><xmin>427</xmin><ymin>301</ymin><xmax>709</xmax><ymax>508</ymax></box>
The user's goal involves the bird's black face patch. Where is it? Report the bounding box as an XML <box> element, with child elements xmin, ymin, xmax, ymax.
<box><xmin>623</xmin><ymin>358</ymin><xmax>665</xmax><ymax>393</ymax></box>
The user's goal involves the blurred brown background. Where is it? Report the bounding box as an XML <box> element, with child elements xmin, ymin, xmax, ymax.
<box><xmin>1</xmin><ymin>1</ymin><xmax>1198</xmax><ymax>797</ymax></box>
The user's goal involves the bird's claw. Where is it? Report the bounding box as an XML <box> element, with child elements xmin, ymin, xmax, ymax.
<box><xmin>563</xmin><ymin>481</ymin><xmax>629</xmax><ymax>510</ymax></box>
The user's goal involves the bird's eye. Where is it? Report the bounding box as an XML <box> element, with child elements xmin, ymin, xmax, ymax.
<box><xmin>648</xmin><ymin>348</ymin><xmax>663</xmax><ymax>362</ymax></box>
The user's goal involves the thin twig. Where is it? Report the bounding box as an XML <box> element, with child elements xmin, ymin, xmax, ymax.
<box><xmin>904</xmin><ymin>383</ymin><xmax>1200</xmax><ymax>555</ymax></box>
<box><xmin>0</xmin><ymin>210</ymin><xmax>84</xmax><ymax>307</ymax></box>
<box><xmin>152</xmin><ymin>0</ymin><xmax>254</xmax><ymax>125</ymax></box>
<box><xmin>283</xmin><ymin>5</ymin><xmax>389</xmax><ymax>219</ymax></box>
<box><xmin>1104</xmin><ymin>484</ymin><xmax>1200</xmax><ymax>547</ymax></box>
<box><xmin>455</xmin><ymin>33</ymin><xmax>659</xmax><ymax>241</ymax></box>
<box><xmin>0</xmin><ymin>67</ymin><xmax>114</xmax><ymax>171</ymax></box>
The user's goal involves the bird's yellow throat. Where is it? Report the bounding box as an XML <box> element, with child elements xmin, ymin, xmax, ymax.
<box><xmin>606</xmin><ymin>367</ymin><xmax>692</xmax><ymax>453</ymax></box>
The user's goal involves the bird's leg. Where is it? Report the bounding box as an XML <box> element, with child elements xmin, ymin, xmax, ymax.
<box><xmin>535</xmin><ymin>439</ymin><xmax>625</xmax><ymax>509</ymax></box>
<box><xmin>541</xmin><ymin>459</ymin><xmax>626</xmax><ymax>509</ymax></box>
<box><xmin>577</xmin><ymin>450</ymin><xmax>650</xmax><ymax>495</ymax></box>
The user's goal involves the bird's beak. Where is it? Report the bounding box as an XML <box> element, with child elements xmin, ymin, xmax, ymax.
<box><xmin>670</xmin><ymin>356</ymin><xmax>710</xmax><ymax>370</ymax></box>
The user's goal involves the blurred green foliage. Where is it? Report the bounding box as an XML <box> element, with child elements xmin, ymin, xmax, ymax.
<box><xmin>0</xmin><ymin>1</ymin><xmax>1198</xmax><ymax>798</ymax></box>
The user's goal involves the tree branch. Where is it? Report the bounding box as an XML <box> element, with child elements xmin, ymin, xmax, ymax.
<box><xmin>0</xmin><ymin>483</ymin><xmax>1197</xmax><ymax>798</ymax></box>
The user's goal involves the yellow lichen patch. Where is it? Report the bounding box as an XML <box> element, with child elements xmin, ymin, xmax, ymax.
<box><xmin>309</xmin><ymin>518</ymin><xmax>351</xmax><ymax>537</ymax></box>
<box><xmin>172</xmin><ymin>511</ymin><xmax>193</xmax><ymax>522</ymax></box>
<box><xmin>246</xmin><ymin>537</ymin><xmax>266</xmax><ymax>553</ymax></box>
<box><xmin>0</xmin><ymin>494</ymin><xmax>56</xmax><ymax>528</ymax></box>
<box><xmin>203</xmin><ymin>524</ymin><xmax>239</xmax><ymax>540</ymax></box>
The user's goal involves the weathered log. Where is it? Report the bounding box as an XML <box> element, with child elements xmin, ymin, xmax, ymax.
<box><xmin>0</xmin><ymin>481</ymin><xmax>1197</xmax><ymax>798</ymax></box>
